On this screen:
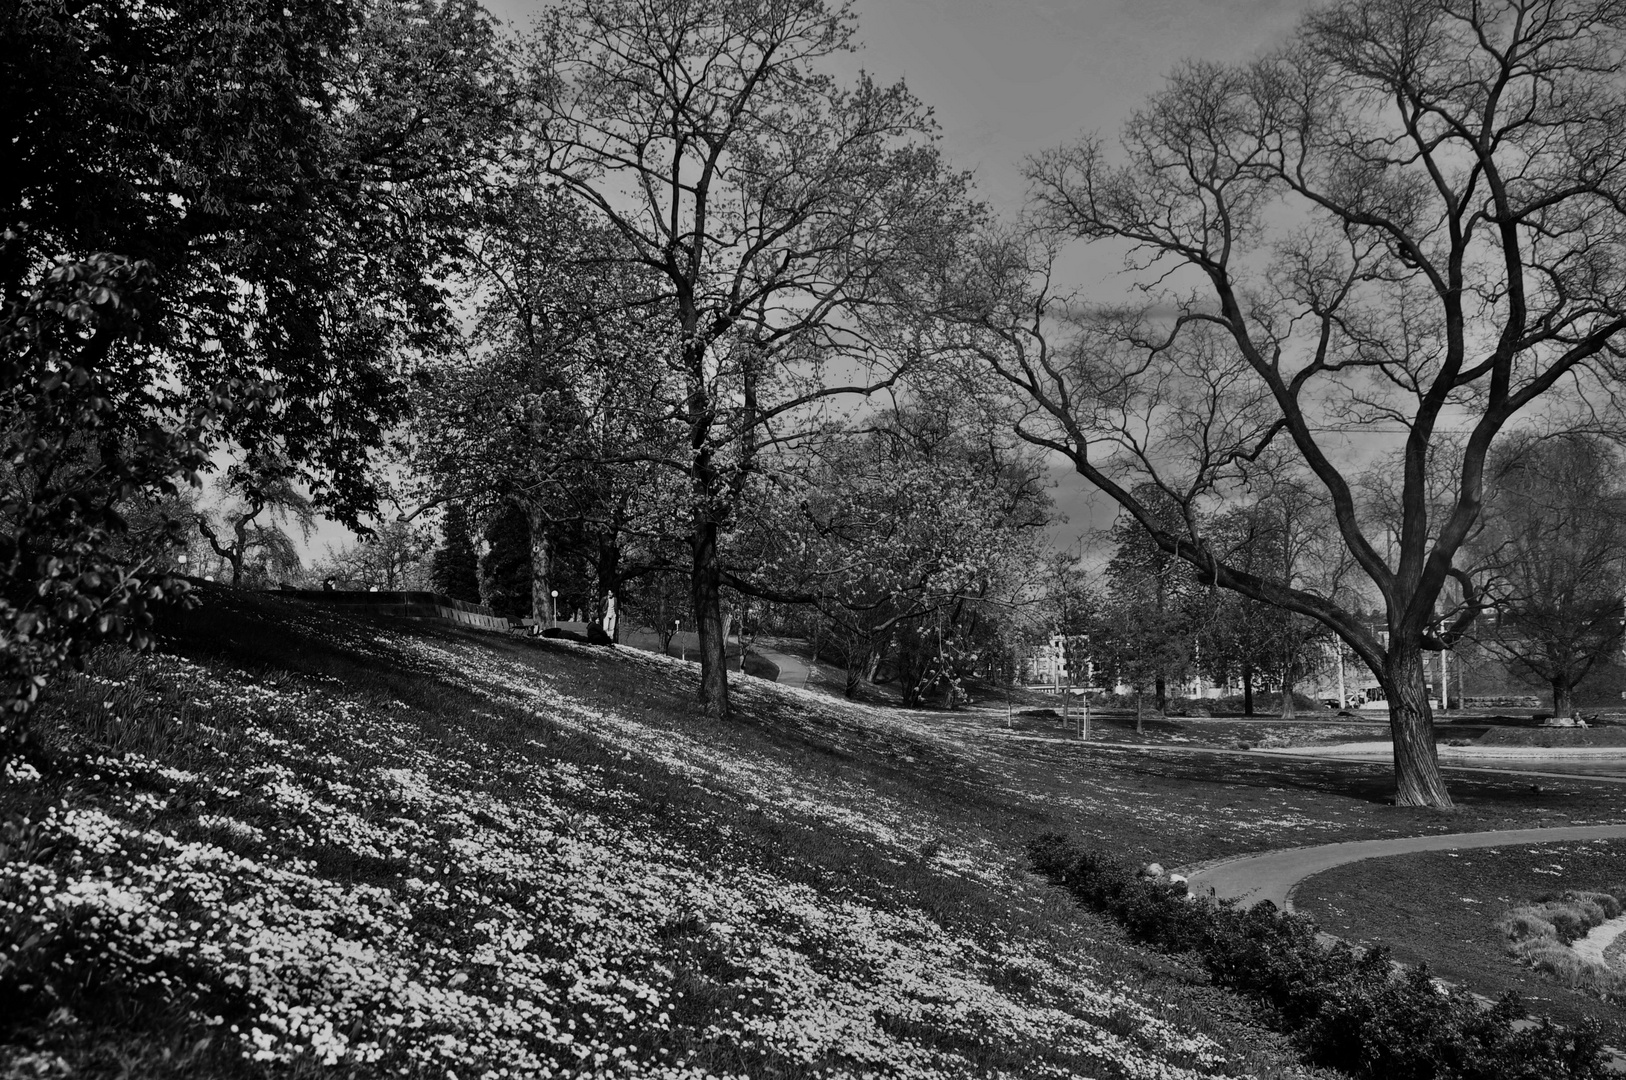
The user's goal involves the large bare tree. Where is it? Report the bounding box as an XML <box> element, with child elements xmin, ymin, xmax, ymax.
<box><xmin>950</xmin><ymin>0</ymin><xmax>1626</xmax><ymax>806</ymax></box>
<box><xmin>526</xmin><ymin>0</ymin><xmax>975</xmax><ymax>718</ymax></box>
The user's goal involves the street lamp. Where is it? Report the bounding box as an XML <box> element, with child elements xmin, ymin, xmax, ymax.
<box><xmin>550</xmin><ymin>589</ymin><xmax>559</xmax><ymax>629</ymax></box>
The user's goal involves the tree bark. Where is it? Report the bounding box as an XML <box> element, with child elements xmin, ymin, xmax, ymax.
<box><xmin>691</xmin><ymin>515</ymin><xmax>729</xmax><ymax>717</ymax></box>
<box><xmin>1242</xmin><ymin>665</ymin><xmax>1255</xmax><ymax>717</ymax></box>
<box><xmin>845</xmin><ymin>644</ymin><xmax>869</xmax><ymax>699</ymax></box>
<box><xmin>524</xmin><ymin>504</ymin><xmax>552</xmax><ymax>627</ymax></box>
<box><xmin>1554</xmin><ymin>680</ymin><xmax>1575</xmax><ymax>719</ymax></box>
<box><xmin>1154</xmin><ymin>673</ymin><xmax>1167</xmax><ymax>714</ymax></box>
<box><xmin>1383</xmin><ymin>646</ymin><xmax>1453</xmax><ymax>808</ymax></box>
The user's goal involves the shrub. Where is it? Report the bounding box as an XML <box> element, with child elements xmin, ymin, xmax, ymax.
<box><xmin>1496</xmin><ymin>888</ymin><xmax>1626</xmax><ymax>1000</ymax></box>
<box><xmin>1028</xmin><ymin>834</ymin><xmax>1609</xmax><ymax>1080</ymax></box>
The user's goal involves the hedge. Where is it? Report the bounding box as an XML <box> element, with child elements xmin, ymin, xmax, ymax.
<box><xmin>1027</xmin><ymin>834</ymin><xmax>1609</xmax><ymax>1080</ymax></box>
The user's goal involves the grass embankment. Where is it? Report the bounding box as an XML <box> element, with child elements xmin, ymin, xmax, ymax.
<box><xmin>1294</xmin><ymin>843</ymin><xmax>1626</xmax><ymax>1033</ymax></box>
<box><xmin>7</xmin><ymin>588</ymin><xmax>1626</xmax><ymax>1076</ymax></box>
<box><xmin>2</xmin><ymin>587</ymin><xmax>1314</xmax><ymax>1079</ymax></box>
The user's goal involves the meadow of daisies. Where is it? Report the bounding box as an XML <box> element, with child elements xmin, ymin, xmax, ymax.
<box><xmin>0</xmin><ymin>589</ymin><xmax>1335</xmax><ymax>1078</ymax></box>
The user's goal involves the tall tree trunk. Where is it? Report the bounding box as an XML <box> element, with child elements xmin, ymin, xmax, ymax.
<box><xmin>1383</xmin><ymin>646</ymin><xmax>1453</xmax><ymax>808</ymax></box>
<box><xmin>1280</xmin><ymin>658</ymin><xmax>1297</xmax><ymax>719</ymax></box>
<box><xmin>1554</xmin><ymin>680</ymin><xmax>1575</xmax><ymax>719</ymax></box>
<box><xmin>1154</xmin><ymin>674</ymin><xmax>1167</xmax><ymax>714</ymax></box>
<box><xmin>691</xmin><ymin>515</ymin><xmax>729</xmax><ymax>718</ymax></box>
<box><xmin>524</xmin><ymin>504</ymin><xmax>552</xmax><ymax>626</ymax></box>
<box><xmin>844</xmin><ymin>639</ymin><xmax>870</xmax><ymax>699</ymax></box>
<box><xmin>1242</xmin><ymin>665</ymin><xmax>1255</xmax><ymax>717</ymax></box>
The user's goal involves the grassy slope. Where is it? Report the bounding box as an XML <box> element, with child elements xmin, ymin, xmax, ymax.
<box><xmin>6</xmin><ymin>588</ymin><xmax>1626</xmax><ymax>1077</ymax></box>
<box><xmin>3</xmin><ymin>587</ymin><xmax>1309</xmax><ymax>1080</ymax></box>
<box><xmin>1294</xmin><ymin>843</ymin><xmax>1626</xmax><ymax>1036</ymax></box>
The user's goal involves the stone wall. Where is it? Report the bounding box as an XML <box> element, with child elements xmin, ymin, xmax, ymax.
<box><xmin>278</xmin><ymin>589</ymin><xmax>511</xmax><ymax>633</ymax></box>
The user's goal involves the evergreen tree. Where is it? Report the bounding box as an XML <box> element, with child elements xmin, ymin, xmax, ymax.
<box><xmin>480</xmin><ymin>504</ymin><xmax>532</xmax><ymax>619</ymax></box>
<box><xmin>430</xmin><ymin>505</ymin><xmax>481</xmax><ymax>603</ymax></box>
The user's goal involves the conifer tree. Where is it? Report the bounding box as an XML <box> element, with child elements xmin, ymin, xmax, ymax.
<box><xmin>430</xmin><ymin>504</ymin><xmax>481</xmax><ymax>604</ymax></box>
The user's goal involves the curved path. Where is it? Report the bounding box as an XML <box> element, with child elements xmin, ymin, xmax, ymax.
<box><xmin>1183</xmin><ymin>824</ymin><xmax>1626</xmax><ymax>911</ymax></box>
<box><xmin>748</xmin><ymin>644</ymin><xmax>815</xmax><ymax>688</ymax></box>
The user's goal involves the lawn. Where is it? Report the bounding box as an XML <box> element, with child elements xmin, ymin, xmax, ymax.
<box><xmin>6</xmin><ymin>586</ymin><xmax>1626</xmax><ymax>1077</ymax></box>
<box><xmin>1293</xmin><ymin>843</ymin><xmax>1626</xmax><ymax>1035</ymax></box>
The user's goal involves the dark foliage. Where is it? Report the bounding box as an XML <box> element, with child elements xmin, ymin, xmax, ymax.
<box><xmin>479</xmin><ymin>504</ymin><xmax>530</xmax><ymax>619</ymax></box>
<box><xmin>429</xmin><ymin>504</ymin><xmax>481</xmax><ymax>603</ymax></box>
<box><xmin>0</xmin><ymin>0</ymin><xmax>510</xmax><ymax>734</ymax></box>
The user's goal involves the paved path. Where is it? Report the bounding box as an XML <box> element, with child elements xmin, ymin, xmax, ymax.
<box><xmin>1031</xmin><ymin>738</ymin><xmax>1626</xmax><ymax>785</ymax></box>
<box><xmin>1183</xmin><ymin>824</ymin><xmax>1626</xmax><ymax>911</ymax></box>
<box><xmin>1576</xmin><ymin>914</ymin><xmax>1626</xmax><ymax>965</ymax></box>
<box><xmin>748</xmin><ymin>644</ymin><xmax>814</xmax><ymax>687</ymax></box>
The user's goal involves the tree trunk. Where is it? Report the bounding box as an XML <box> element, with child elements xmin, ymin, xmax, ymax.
<box><xmin>691</xmin><ymin>516</ymin><xmax>729</xmax><ymax>718</ymax></box>
<box><xmin>1383</xmin><ymin>646</ymin><xmax>1453</xmax><ymax>808</ymax></box>
<box><xmin>1280</xmin><ymin>659</ymin><xmax>1297</xmax><ymax>719</ymax></box>
<box><xmin>845</xmin><ymin>643</ymin><xmax>869</xmax><ymax>699</ymax></box>
<box><xmin>1135</xmin><ymin>688</ymin><xmax>1144</xmax><ymax>735</ymax></box>
<box><xmin>1154</xmin><ymin>673</ymin><xmax>1167</xmax><ymax>714</ymax></box>
<box><xmin>1554</xmin><ymin>680</ymin><xmax>1575</xmax><ymax>719</ymax></box>
<box><xmin>524</xmin><ymin>504</ymin><xmax>552</xmax><ymax>626</ymax></box>
<box><xmin>1242</xmin><ymin>665</ymin><xmax>1255</xmax><ymax>717</ymax></box>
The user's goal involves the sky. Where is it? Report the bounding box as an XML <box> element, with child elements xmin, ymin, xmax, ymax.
<box><xmin>306</xmin><ymin>0</ymin><xmax>1318</xmax><ymax>564</ymax></box>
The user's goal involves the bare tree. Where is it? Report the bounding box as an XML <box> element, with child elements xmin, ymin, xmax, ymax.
<box><xmin>949</xmin><ymin>0</ymin><xmax>1626</xmax><ymax>806</ymax></box>
<box><xmin>197</xmin><ymin>457</ymin><xmax>316</xmax><ymax>587</ymax></box>
<box><xmin>526</xmin><ymin>0</ymin><xmax>976</xmax><ymax>718</ymax></box>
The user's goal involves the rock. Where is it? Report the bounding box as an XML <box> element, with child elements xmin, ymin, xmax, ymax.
<box><xmin>1139</xmin><ymin>862</ymin><xmax>1166</xmax><ymax>879</ymax></box>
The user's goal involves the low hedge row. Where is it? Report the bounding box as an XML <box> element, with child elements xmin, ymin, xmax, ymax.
<box><xmin>1028</xmin><ymin>834</ymin><xmax>1609</xmax><ymax>1080</ymax></box>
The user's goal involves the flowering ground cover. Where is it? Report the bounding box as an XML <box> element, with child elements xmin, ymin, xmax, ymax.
<box><xmin>3</xmin><ymin>587</ymin><xmax>1321</xmax><ymax>1079</ymax></box>
<box><xmin>1294</xmin><ymin>842</ymin><xmax>1626</xmax><ymax>1035</ymax></box>
<box><xmin>7</xmin><ymin>588</ymin><xmax>1626</xmax><ymax>1077</ymax></box>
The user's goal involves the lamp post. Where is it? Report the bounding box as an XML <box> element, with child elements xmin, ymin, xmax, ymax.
<box><xmin>550</xmin><ymin>589</ymin><xmax>559</xmax><ymax>629</ymax></box>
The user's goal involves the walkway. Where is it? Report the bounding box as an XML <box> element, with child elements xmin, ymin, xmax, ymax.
<box><xmin>1183</xmin><ymin>824</ymin><xmax>1626</xmax><ymax>911</ymax></box>
<box><xmin>747</xmin><ymin>643</ymin><xmax>815</xmax><ymax>687</ymax></box>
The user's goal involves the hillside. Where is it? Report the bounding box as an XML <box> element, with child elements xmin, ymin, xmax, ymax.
<box><xmin>6</xmin><ymin>588</ymin><xmax>1626</xmax><ymax>1078</ymax></box>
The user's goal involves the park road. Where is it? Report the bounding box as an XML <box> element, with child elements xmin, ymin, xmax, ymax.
<box><xmin>1183</xmin><ymin>824</ymin><xmax>1626</xmax><ymax>911</ymax></box>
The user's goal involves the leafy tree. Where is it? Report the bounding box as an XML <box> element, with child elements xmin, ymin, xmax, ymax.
<box><xmin>1</xmin><ymin>0</ymin><xmax>510</xmax><ymax>733</ymax></box>
<box><xmin>1097</xmin><ymin>503</ymin><xmax>1203</xmax><ymax>728</ymax></box>
<box><xmin>737</xmin><ymin>399</ymin><xmax>1050</xmax><ymax>701</ymax></box>
<box><xmin>1470</xmin><ymin>433</ymin><xmax>1626</xmax><ymax>718</ymax></box>
<box><xmin>412</xmin><ymin>183</ymin><xmax>683</xmax><ymax>637</ymax></box>
<box><xmin>479</xmin><ymin>504</ymin><xmax>533</xmax><ymax>620</ymax></box>
<box><xmin>527</xmin><ymin>0</ymin><xmax>977</xmax><ymax>718</ymax></box>
<box><xmin>947</xmin><ymin>0</ymin><xmax>1626</xmax><ymax>806</ymax></box>
<box><xmin>429</xmin><ymin>504</ymin><xmax>481</xmax><ymax>604</ymax></box>
<box><xmin>311</xmin><ymin>520</ymin><xmax>434</xmax><ymax>592</ymax></box>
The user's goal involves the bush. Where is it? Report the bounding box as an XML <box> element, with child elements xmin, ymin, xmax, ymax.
<box><xmin>1496</xmin><ymin>888</ymin><xmax>1626</xmax><ymax>999</ymax></box>
<box><xmin>1028</xmin><ymin>834</ymin><xmax>1608</xmax><ymax>1080</ymax></box>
